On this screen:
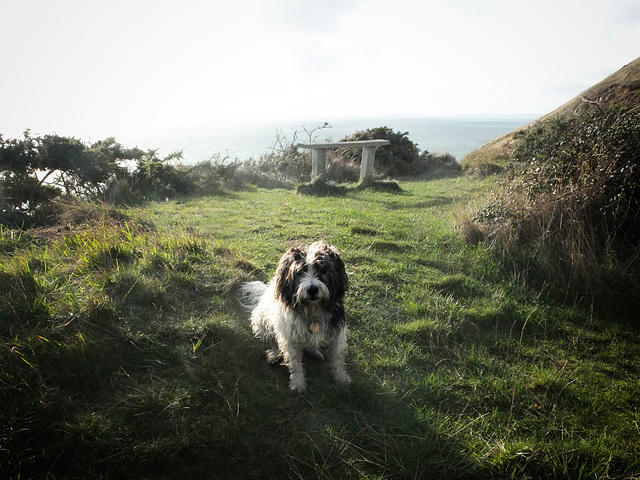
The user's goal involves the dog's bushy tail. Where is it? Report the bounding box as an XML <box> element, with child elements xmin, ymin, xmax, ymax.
<box><xmin>238</xmin><ymin>281</ymin><xmax>268</xmax><ymax>312</ymax></box>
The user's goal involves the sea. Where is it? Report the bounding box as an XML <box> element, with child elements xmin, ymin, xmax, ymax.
<box><xmin>117</xmin><ymin>116</ymin><xmax>537</xmax><ymax>164</ymax></box>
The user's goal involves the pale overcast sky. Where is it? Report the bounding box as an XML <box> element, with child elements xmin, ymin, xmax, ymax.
<box><xmin>1</xmin><ymin>0</ymin><xmax>639</xmax><ymax>139</ymax></box>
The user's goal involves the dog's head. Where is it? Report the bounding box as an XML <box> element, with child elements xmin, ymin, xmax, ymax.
<box><xmin>274</xmin><ymin>241</ymin><xmax>348</xmax><ymax>311</ymax></box>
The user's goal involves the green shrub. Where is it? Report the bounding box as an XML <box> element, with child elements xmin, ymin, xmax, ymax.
<box><xmin>464</xmin><ymin>107</ymin><xmax>640</xmax><ymax>312</ymax></box>
<box><xmin>414</xmin><ymin>151</ymin><xmax>462</xmax><ymax>177</ymax></box>
<box><xmin>512</xmin><ymin>109</ymin><xmax>640</xmax><ymax>248</ymax></box>
<box><xmin>338</xmin><ymin>127</ymin><xmax>461</xmax><ymax>178</ymax></box>
<box><xmin>340</xmin><ymin>126</ymin><xmax>419</xmax><ymax>176</ymax></box>
<box><xmin>0</xmin><ymin>132</ymin><xmax>143</xmax><ymax>223</ymax></box>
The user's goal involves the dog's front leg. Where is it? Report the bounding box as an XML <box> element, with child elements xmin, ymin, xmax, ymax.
<box><xmin>327</xmin><ymin>327</ymin><xmax>351</xmax><ymax>385</ymax></box>
<box><xmin>283</xmin><ymin>344</ymin><xmax>307</xmax><ymax>393</ymax></box>
<box><xmin>265</xmin><ymin>337</ymin><xmax>281</xmax><ymax>364</ymax></box>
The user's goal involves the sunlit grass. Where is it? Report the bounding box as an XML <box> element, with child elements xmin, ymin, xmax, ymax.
<box><xmin>1</xmin><ymin>177</ymin><xmax>639</xmax><ymax>479</ymax></box>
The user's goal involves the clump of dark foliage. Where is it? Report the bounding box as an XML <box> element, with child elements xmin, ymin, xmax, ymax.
<box><xmin>0</xmin><ymin>131</ymin><xmax>196</xmax><ymax>227</ymax></box>
<box><xmin>338</xmin><ymin>126</ymin><xmax>461</xmax><ymax>179</ymax></box>
<box><xmin>463</xmin><ymin>106</ymin><xmax>640</xmax><ymax>315</ymax></box>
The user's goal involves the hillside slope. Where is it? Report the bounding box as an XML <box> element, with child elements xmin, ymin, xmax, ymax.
<box><xmin>462</xmin><ymin>56</ymin><xmax>640</xmax><ymax>169</ymax></box>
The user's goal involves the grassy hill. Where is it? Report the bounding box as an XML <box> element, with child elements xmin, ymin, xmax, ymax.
<box><xmin>2</xmin><ymin>178</ymin><xmax>640</xmax><ymax>479</ymax></box>
<box><xmin>462</xmin><ymin>56</ymin><xmax>640</xmax><ymax>171</ymax></box>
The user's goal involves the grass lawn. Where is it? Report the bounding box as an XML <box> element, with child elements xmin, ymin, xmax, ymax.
<box><xmin>2</xmin><ymin>176</ymin><xmax>639</xmax><ymax>479</ymax></box>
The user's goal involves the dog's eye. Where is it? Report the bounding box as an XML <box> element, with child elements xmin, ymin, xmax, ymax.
<box><xmin>293</xmin><ymin>252</ymin><xmax>304</xmax><ymax>263</ymax></box>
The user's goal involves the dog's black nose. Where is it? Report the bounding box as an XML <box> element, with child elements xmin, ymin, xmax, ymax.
<box><xmin>307</xmin><ymin>285</ymin><xmax>319</xmax><ymax>297</ymax></box>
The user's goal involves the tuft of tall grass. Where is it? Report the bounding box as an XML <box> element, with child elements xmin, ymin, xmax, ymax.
<box><xmin>0</xmin><ymin>200</ymin><xmax>258</xmax><ymax>478</ymax></box>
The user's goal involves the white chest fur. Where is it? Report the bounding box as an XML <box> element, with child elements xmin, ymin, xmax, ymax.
<box><xmin>282</xmin><ymin>308</ymin><xmax>333</xmax><ymax>349</ymax></box>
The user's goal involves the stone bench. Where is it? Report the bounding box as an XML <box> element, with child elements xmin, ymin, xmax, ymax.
<box><xmin>297</xmin><ymin>139</ymin><xmax>391</xmax><ymax>181</ymax></box>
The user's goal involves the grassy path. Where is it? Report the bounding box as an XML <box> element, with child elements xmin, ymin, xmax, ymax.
<box><xmin>2</xmin><ymin>177</ymin><xmax>639</xmax><ymax>479</ymax></box>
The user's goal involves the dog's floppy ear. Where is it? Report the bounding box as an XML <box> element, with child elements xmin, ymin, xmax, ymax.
<box><xmin>274</xmin><ymin>245</ymin><xmax>305</xmax><ymax>308</ymax></box>
<box><xmin>316</xmin><ymin>243</ymin><xmax>348</xmax><ymax>300</ymax></box>
<box><xmin>329</xmin><ymin>247</ymin><xmax>348</xmax><ymax>300</ymax></box>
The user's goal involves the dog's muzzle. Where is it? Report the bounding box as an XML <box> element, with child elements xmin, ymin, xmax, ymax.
<box><xmin>307</xmin><ymin>284</ymin><xmax>319</xmax><ymax>299</ymax></box>
<box><xmin>296</xmin><ymin>281</ymin><xmax>329</xmax><ymax>306</ymax></box>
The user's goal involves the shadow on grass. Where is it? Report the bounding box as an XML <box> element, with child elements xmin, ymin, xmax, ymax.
<box><xmin>1</xmin><ymin>292</ymin><xmax>481</xmax><ymax>480</ymax></box>
<box><xmin>383</xmin><ymin>196</ymin><xmax>454</xmax><ymax>210</ymax></box>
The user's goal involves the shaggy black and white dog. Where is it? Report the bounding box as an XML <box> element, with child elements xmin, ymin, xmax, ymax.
<box><xmin>240</xmin><ymin>241</ymin><xmax>350</xmax><ymax>393</ymax></box>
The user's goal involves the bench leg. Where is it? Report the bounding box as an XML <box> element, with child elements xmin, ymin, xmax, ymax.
<box><xmin>311</xmin><ymin>148</ymin><xmax>326</xmax><ymax>178</ymax></box>
<box><xmin>360</xmin><ymin>146</ymin><xmax>376</xmax><ymax>182</ymax></box>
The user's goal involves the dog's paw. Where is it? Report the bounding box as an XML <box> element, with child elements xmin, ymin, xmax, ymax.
<box><xmin>289</xmin><ymin>380</ymin><xmax>307</xmax><ymax>394</ymax></box>
<box><xmin>265</xmin><ymin>349</ymin><xmax>281</xmax><ymax>365</ymax></box>
<box><xmin>333</xmin><ymin>369</ymin><xmax>351</xmax><ymax>385</ymax></box>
